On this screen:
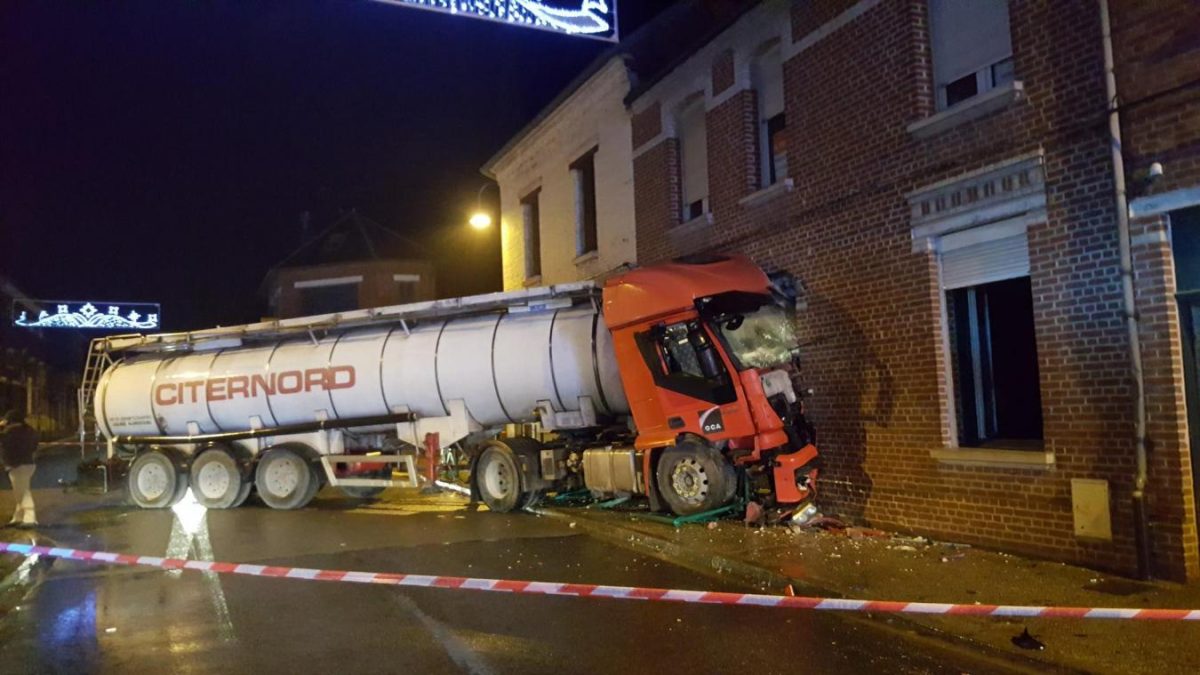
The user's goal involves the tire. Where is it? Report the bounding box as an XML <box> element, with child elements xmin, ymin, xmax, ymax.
<box><xmin>189</xmin><ymin>448</ymin><xmax>246</xmax><ymax>509</ymax></box>
<box><xmin>338</xmin><ymin>468</ymin><xmax>388</xmax><ymax>500</ymax></box>
<box><xmin>340</xmin><ymin>485</ymin><xmax>387</xmax><ymax>500</ymax></box>
<box><xmin>255</xmin><ymin>447</ymin><xmax>318</xmax><ymax>510</ymax></box>
<box><xmin>128</xmin><ymin>451</ymin><xmax>185</xmax><ymax>509</ymax></box>
<box><xmin>655</xmin><ymin>440</ymin><xmax>737</xmax><ymax>516</ymax></box>
<box><xmin>231</xmin><ymin>480</ymin><xmax>253</xmax><ymax>508</ymax></box>
<box><xmin>474</xmin><ymin>445</ymin><xmax>524</xmax><ymax>513</ymax></box>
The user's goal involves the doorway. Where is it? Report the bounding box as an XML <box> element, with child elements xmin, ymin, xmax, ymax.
<box><xmin>1170</xmin><ymin>206</ymin><xmax>1200</xmax><ymax>538</ymax></box>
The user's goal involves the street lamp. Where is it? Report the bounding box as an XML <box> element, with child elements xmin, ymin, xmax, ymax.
<box><xmin>469</xmin><ymin>212</ymin><xmax>492</xmax><ymax>230</ymax></box>
<box><xmin>469</xmin><ymin>182</ymin><xmax>497</xmax><ymax>230</ymax></box>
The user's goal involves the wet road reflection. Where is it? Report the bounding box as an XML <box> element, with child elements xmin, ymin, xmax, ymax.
<box><xmin>164</xmin><ymin>490</ymin><xmax>235</xmax><ymax>643</ymax></box>
<box><xmin>0</xmin><ymin>493</ymin><xmax>1012</xmax><ymax>675</ymax></box>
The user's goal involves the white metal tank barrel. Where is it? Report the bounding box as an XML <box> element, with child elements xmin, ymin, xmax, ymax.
<box><xmin>95</xmin><ymin>305</ymin><xmax>629</xmax><ymax>439</ymax></box>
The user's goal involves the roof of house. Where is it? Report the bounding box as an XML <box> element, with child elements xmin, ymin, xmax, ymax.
<box><xmin>267</xmin><ymin>210</ymin><xmax>428</xmax><ymax>271</ymax></box>
<box><xmin>480</xmin><ymin>0</ymin><xmax>758</xmax><ymax>178</ymax></box>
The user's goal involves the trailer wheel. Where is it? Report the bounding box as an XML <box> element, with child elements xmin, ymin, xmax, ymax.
<box><xmin>128</xmin><ymin>451</ymin><xmax>186</xmax><ymax>509</ymax></box>
<box><xmin>255</xmin><ymin>447</ymin><xmax>317</xmax><ymax>510</ymax></box>
<box><xmin>231</xmin><ymin>479</ymin><xmax>253</xmax><ymax>508</ymax></box>
<box><xmin>475</xmin><ymin>446</ymin><xmax>524</xmax><ymax>513</ymax></box>
<box><xmin>655</xmin><ymin>441</ymin><xmax>736</xmax><ymax>516</ymax></box>
<box><xmin>340</xmin><ymin>469</ymin><xmax>389</xmax><ymax>500</ymax></box>
<box><xmin>189</xmin><ymin>448</ymin><xmax>246</xmax><ymax>509</ymax></box>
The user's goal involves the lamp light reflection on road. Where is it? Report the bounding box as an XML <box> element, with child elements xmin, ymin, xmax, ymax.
<box><xmin>165</xmin><ymin>489</ymin><xmax>236</xmax><ymax>642</ymax></box>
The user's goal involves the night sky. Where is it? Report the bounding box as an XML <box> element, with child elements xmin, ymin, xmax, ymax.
<box><xmin>1</xmin><ymin>1</ymin><xmax>671</xmax><ymax>334</ymax></box>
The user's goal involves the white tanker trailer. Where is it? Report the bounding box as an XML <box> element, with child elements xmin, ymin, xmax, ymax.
<box><xmin>85</xmin><ymin>257</ymin><xmax>821</xmax><ymax>517</ymax></box>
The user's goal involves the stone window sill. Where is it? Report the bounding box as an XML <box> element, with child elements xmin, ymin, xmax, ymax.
<box><xmin>573</xmin><ymin>250</ymin><xmax>598</xmax><ymax>266</ymax></box>
<box><xmin>674</xmin><ymin>212</ymin><xmax>714</xmax><ymax>231</ymax></box>
<box><xmin>522</xmin><ymin>275</ymin><xmax>543</xmax><ymax>288</ymax></box>
<box><xmin>907</xmin><ymin>81</ymin><xmax>1025</xmax><ymax>140</ymax></box>
<box><xmin>930</xmin><ymin>446</ymin><xmax>1054</xmax><ymax>469</ymax></box>
<box><xmin>739</xmin><ymin>179</ymin><xmax>794</xmax><ymax>209</ymax></box>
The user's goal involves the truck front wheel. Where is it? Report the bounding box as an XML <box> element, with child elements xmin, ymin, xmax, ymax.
<box><xmin>655</xmin><ymin>441</ymin><xmax>736</xmax><ymax>516</ymax></box>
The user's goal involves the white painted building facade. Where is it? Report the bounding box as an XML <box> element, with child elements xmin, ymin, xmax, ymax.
<box><xmin>484</xmin><ymin>56</ymin><xmax>637</xmax><ymax>291</ymax></box>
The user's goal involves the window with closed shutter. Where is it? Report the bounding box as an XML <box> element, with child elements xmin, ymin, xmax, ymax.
<box><xmin>940</xmin><ymin>229</ymin><xmax>1030</xmax><ymax>290</ymax></box>
<box><xmin>678</xmin><ymin>99</ymin><xmax>708</xmax><ymax>221</ymax></box>
<box><xmin>928</xmin><ymin>0</ymin><xmax>1014</xmax><ymax>109</ymax></box>
<box><xmin>752</xmin><ymin>44</ymin><xmax>787</xmax><ymax>187</ymax></box>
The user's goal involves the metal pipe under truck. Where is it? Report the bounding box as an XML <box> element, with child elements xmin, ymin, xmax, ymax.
<box><xmin>83</xmin><ymin>256</ymin><xmax>820</xmax><ymax>517</ymax></box>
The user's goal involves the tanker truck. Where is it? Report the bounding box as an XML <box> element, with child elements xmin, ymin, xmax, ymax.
<box><xmin>83</xmin><ymin>255</ymin><xmax>819</xmax><ymax>517</ymax></box>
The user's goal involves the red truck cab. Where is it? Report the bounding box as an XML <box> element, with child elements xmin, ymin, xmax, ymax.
<box><xmin>603</xmin><ymin>256</ymin><xmax>819</xmax><ymax>515</ymax></box>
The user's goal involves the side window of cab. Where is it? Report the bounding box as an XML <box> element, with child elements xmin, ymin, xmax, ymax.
<box><xmin>635</xmin><ymin>321</ymin><xmax>736</xmax><ymax>404</ymax></box>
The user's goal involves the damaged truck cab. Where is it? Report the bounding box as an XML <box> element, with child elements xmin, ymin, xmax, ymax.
<box><xmin>599</xmin><ymin>255</ymin><xmax>820</xmax><ymax>516</ymax></box>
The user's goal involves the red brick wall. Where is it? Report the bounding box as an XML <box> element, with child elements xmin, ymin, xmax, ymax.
<box><xmin>712</xmin><ymin>49</ymin><xmax>736</xmax><ymax>95</ymax></box>
<box><xmin>1112</xmin><ymin>0</ymin><xmax>1200</xmax><ymax>193</ymax></box>
<box><xmin>630</xmin><ymin>0</ymin><xmax>1200</xmax><ymax>580</ymax></box>
<box><xmin>707</xmin><ymin>90</ymin><xmax>759</xmax><ymax>222</ymax></box>
<box><xmin>272</xmin><ymin>259</ymin><xmax>436</xmax><ymax>319</ymax></box>
<box><xmin>634</xmin><ymin>139</ymin><xmax>681</xmax><ymax>256</ymax></box>
<box><xmin>632</xmin><ymin>103</ymin><xmax>663</xmax><ymax>151</ymax></box>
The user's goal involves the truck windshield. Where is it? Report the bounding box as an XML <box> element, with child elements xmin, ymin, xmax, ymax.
<box><xmin>713</xmin><ymin>302</ymin><xmax>798</xmax><ymax>370</ymax></box>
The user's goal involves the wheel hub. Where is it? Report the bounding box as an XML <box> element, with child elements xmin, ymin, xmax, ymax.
<box><xmin>137</xmin><ymin>462</ymin><xmax>169</xmax><ymax>500</ymax></box>
<box><xmin>482</xmin><ymin>456</ymin><xmax>513</xmax><ymax>499</ymax></box>
<box><xmin>265</xmin><ymin>457</ymin><xmax>301</xmax><ymax>497</ymax></box>
<box><xmin>670</xmin><ymin>458</ymin><xmax>708</xmax><ymax>505</ymax></box>
<box><xmin>197</xmin><ymin>462</ymin><xmax>232</xmax><ymax>499</ymax></box>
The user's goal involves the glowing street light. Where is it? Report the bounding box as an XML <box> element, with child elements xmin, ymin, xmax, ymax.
<box><xmin>469</xmin><ymin>212</ymin><xmax>492</xmax><ymax>230</ymax></box>
<box><xmin>469</xmin><ymin>182</ymin><xmax>498</xmax><ymax>230</ymax></box>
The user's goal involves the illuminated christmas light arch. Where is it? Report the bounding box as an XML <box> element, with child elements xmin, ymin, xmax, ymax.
<box><xmin>13</xmin><ymin>301</ymin><xmax>161</xmax><ymax>331</ymax></box>
<box><xmin>369</xmin><ymin>0</ymin><xmax>617</xmax><ymax>41</ymax></box>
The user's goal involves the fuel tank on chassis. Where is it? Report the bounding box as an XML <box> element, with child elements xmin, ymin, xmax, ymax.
<box><xmin>95</xmin><ymin>306</ymin><xmax>629</xmax><ymax>438</ymax></box>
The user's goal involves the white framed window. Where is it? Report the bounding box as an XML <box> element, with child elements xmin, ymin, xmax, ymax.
<box><xmin>571</xmin><ymin>148</ymin><xmax>598</xmax><ymax>256</ymax></box>
<box><xmin>928</xmin><ymin>0</ymin><xmax>1014</xmax><ymax>110</ymax></box>
<box><xmin>677</xmin><ymin>98</ymin><xmax>709</xmax><ymax>222</ymax></box>
<box><xmin>752</xmin><ymin>44</ymin><xmax>787</xmax><ymax>188</ymax></box>
<box><xmin>940</xmin><ymin>226</ymin><xmax>1043</xmax><ymax>448</ymax></box>
<box><xmin>521</xmin><ymin>188</ymin><xmax>542</xmax><ymax>278</ymax></box>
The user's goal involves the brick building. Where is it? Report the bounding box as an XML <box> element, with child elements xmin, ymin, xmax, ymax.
<box><xmin>264</xmin><ymin>211</ymin><xmax>435</xmax><ymax>319</ymax></box>
<box><xmin>483</xmin><ymin>56</ymin><xmax>638</xmax><ymax>291</ymax></box>
<box><xmin>481</xmin><ymin>1</ymin><xmax>755</xmax><ymax>292</ymax></box>
<box><xmin>625</xmin><ymin>0</ymin><xmax>1200</xmax><ymax>580</ymax></box>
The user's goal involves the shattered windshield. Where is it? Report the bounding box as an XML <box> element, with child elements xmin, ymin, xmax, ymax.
<box><xmin>713</xmin><ymin>302</ymin><xmax>799</xmax><ymax>370</ymax></box>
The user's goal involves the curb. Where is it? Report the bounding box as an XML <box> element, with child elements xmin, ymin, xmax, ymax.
<box><xmin>538</xmin><ymin>507</ymin><xmax>1086</xmax><ymax>675</ymax></box>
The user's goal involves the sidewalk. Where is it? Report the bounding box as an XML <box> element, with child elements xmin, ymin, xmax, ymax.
<box><xmin>542</xmin><ymin>504</ymin><xmax>1199</xmax><ymax>675</ymax></box>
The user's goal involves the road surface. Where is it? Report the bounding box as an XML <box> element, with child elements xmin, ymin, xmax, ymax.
<box><xmin>1</xmin><ymin>455</ymin><xmax>1014</xmax><ymax>674</ymax></box>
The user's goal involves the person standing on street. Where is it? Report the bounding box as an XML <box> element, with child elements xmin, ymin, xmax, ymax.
<box><xmin>1</xmin><ymin>409</ymin><xmax>39</xmax><ymax>528</ymax></box>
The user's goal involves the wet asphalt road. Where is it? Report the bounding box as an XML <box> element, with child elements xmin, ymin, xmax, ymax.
<box><xmin>1</xmin><ymin>464</ymin><xmax>1012</xmax><ymax>674</ymax></box>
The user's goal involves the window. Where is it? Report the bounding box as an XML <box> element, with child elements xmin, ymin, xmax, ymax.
<box><xmin>752</xmin><ymin>45</ymin><xmax>787</xmax><ymax>187</ymax></box>
<box><xmin>928</xmin><ymin>0</ymin><xmax>1014</xmax><ymax>109</ymax></box>
<box><xmin>521</xmin><ymin>188</ymin><xmax>542</xmax><ymax>278</ymax></box>
<box><xmin>946</xmin><ymin>276</ymin><xmax>1043</xmax><ymax>447</ymax></box>
<box><xmin>635</xmin><ymin>321</ymin><xmax>736</xmax><ymax>404</ymax></box>
<box><xmin>677</xmin><ymin>98</ymin><xmax>708</xmax><ymax>222</ymax></box>
<box><xmin>571</xmin><ymin>149</ymin><xmax>598</xmax><ymax>257</ymax></box>
<box><xmin>393</xmin><ymin>274</ymin><xmax>420</xmax><ymax>304</ymax></box>
<box><xmin>299</xmin><ymin>283</ymin><xmax>358</xmax><ymax>315</ymax></box>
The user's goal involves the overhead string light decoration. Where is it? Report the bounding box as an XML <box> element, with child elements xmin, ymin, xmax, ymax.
<box><xmin>369</xmin><ymin>0</ymin><xmax>617</xmax><ymax>41</ymax></box>
<box><xmin>14</xmin><ymin>302</ymin><xmax>161</xmax><ymax>331</ymax></box>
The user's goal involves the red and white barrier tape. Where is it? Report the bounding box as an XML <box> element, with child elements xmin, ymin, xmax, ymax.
<box><xmin>3</xmin><ymin>541</ymin><xmax>1198</xmax><ymax>621</ymax></box>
